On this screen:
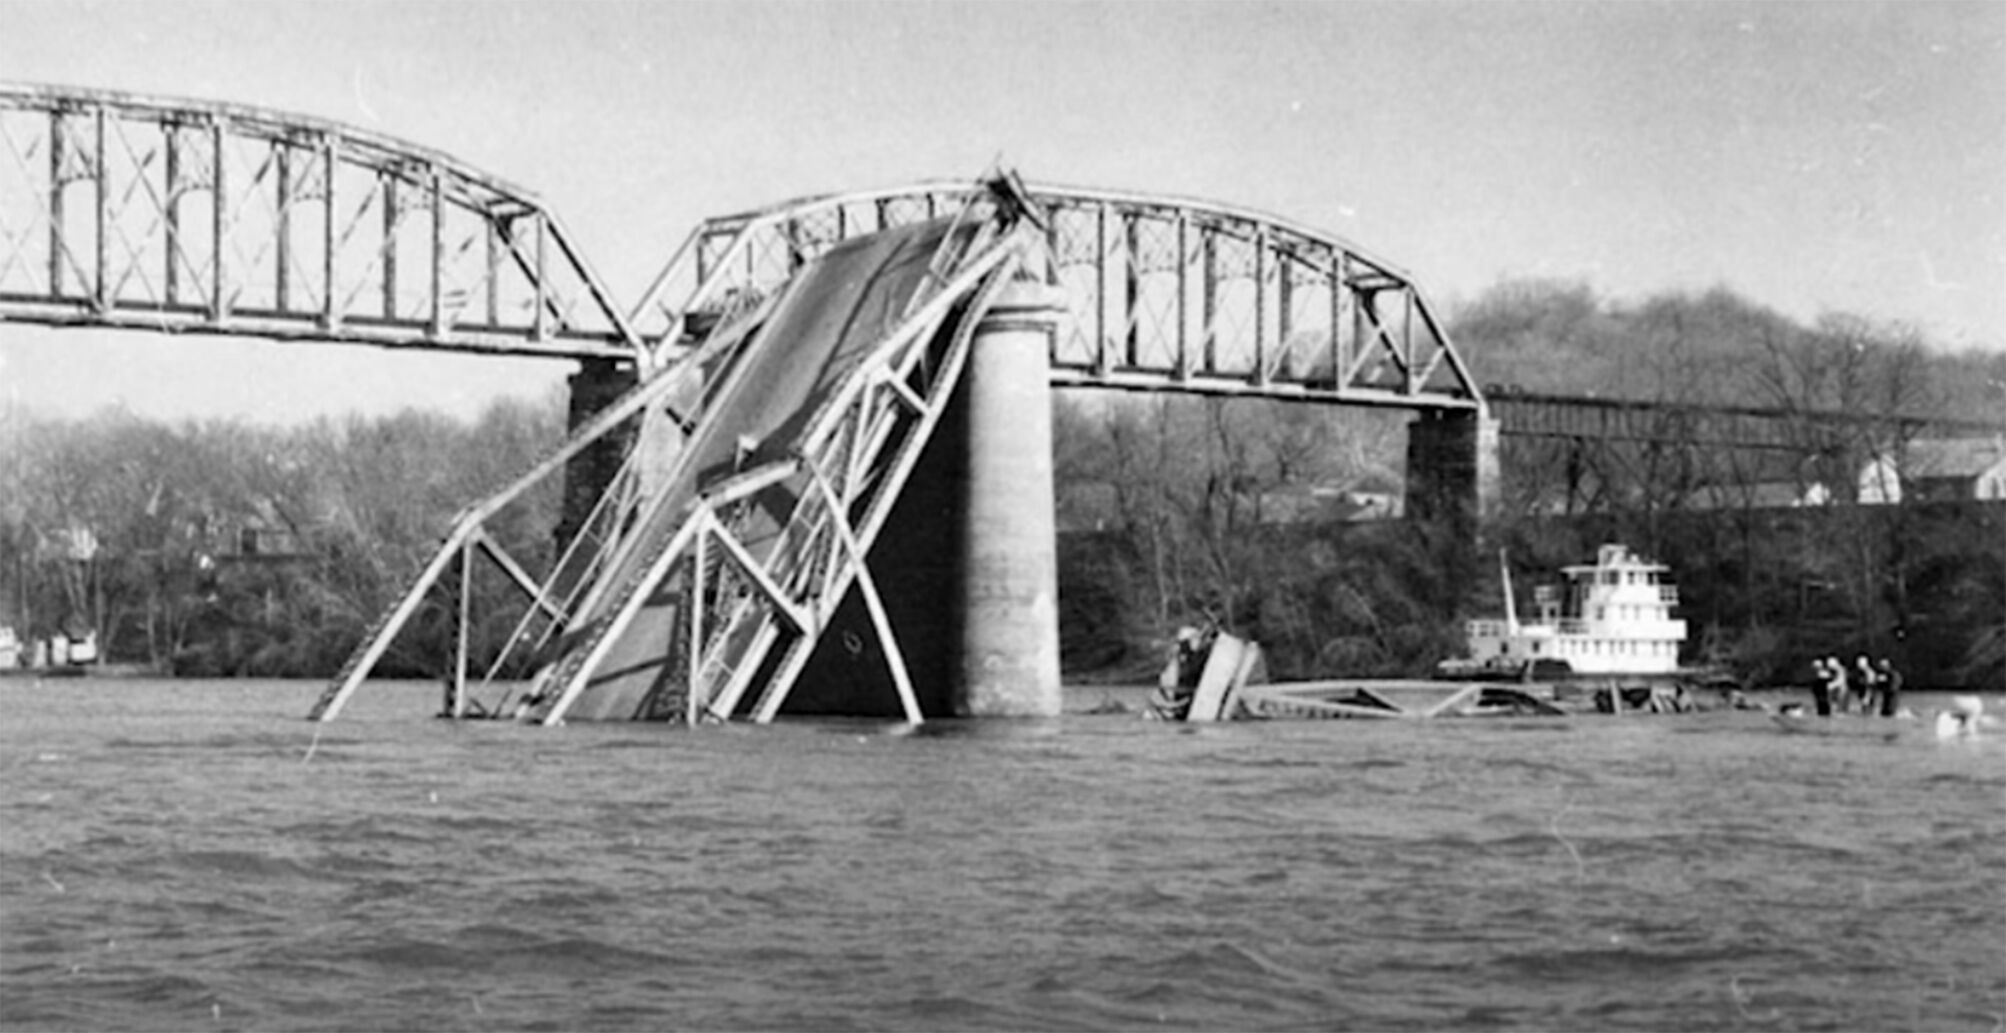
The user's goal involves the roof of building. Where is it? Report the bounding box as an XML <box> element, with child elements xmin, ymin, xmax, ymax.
<box><xmin>1907</xmin><ymin>437</ymin><xmax>2006</xmax><ymax>480</ymax></box>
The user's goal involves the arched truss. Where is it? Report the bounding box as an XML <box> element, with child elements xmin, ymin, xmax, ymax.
<box><xmin>632</xmin><ymin>177</ymin><xmax>1484</xmax><ymax>412</ymax></box>
<box><xmin>0</xmin><ymin>83</ymin><xmax>640</xmax><ymax>360</ymax></box>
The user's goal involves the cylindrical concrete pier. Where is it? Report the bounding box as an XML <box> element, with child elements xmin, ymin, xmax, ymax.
<box><xmin>956</xmin><ymin>276</ymin><xmax>1067</xmax><ymax>717</ymax></box>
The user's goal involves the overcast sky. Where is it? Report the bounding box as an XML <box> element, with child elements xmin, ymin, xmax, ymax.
<box><xmin>2</xmin><ymin>0</ymin><xmax>2001</xmax><ymax>424</ymax></box>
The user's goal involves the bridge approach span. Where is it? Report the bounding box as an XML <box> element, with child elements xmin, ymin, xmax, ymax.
<box><xmin>1489</xmin><ymin>390</ymin><xmax>2006</xmax><ymax>450</ymax></box>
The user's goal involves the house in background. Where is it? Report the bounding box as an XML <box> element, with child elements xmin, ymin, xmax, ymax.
<box><xmin>1902</xmin><ymin>437</ymin><xmax>2006</xmax><ymax>502</ymax></box>
<box><xmin>1852</xmin><ymin>437</ymin><xmax>2006</xmax><ymax>505</ymax></box>
<box><xmin>1857</xmin><ymin>453</ymin><xmax>1903</xmax><ymax>505</ymax></box>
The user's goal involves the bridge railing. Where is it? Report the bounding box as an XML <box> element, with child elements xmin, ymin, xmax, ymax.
<box><xmin>0</xmin><ymin>83</ymin><xmax>641</xmax><ymax>361</ymax></box>
<box><xmin>632</xmin><ymin>178</ymin><xmax>1485</xmax><ymax>412</ymax></box>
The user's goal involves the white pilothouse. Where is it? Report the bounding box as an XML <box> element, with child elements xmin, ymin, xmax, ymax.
<box><xmin>1447</xmin><ymin>544</ymin><xmax>1687</xmax><ymax>678</ymax></box>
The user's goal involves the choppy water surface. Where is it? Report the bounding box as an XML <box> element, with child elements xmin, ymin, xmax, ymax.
<box><xmin>2</xmin><ymin>678</ymin><xmax>2002</xmax><ymax>1032</ymax></box>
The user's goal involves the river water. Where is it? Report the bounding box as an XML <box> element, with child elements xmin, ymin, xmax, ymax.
<box><xmin>1</xmin><ymin>678</ymin><xmax>2001</xmax><ymax>1032</ymax></box>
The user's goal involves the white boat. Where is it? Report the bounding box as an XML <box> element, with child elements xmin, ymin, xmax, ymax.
<box><xmin>1441</xmin><ymin>544</ymin><xmax>1687</xmax><ymax>679</ymax></box>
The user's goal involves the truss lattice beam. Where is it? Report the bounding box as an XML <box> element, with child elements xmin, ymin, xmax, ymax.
<box><xmin>629</xmin><ymin>180</ymin><xmax>1486</xmax><ymax>413</ymax></box>
<box><xmin>0</xmin><ymin>82</ymin><xmax>641</xmax><ymax>360</ymax></box>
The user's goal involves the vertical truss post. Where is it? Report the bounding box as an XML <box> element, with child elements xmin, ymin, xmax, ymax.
<box><xmin>1277</xmin><ymin>251</ymin><xmax>1294</xmax><ymax>378</ymax></box>
<box><xmin>92</xmin><ymin>107</ymin><xmax>107</xmax><ymax>314</ymax></box>
<box><xmin>1403</xmin><ymin>288</ymin><xmax>1416</xmax><ymax>394</ymax></box>
<box><xmin>321</xmin><ymin>133</ymin><xmax>338</xmax><ymax>332</ymax></box>
<box><xmin>484</xmin><ymin>212</ymin><xmax>500</xmax><ymax>327</ymax></box>
<box><xmin>1093</xmin><ymin>204</ymin><xmax>1108</xmax><ymax>374</ymax></box>
<box><xmin>1252</xmin><ymin>227</ymin><xmax>1268</xmax><ymax>386</ymax></box>
<box><xmin>1174</xmin><ymin>211</ymin><xmax>1189</xmax><ymax>379</ymax></box>
<box><xmin>1122</xmin><ymin>209</ymin><xmax>1139</xmax><ymax>368</ymax></box>
<box><xmin>165</xmin><ymin>126</ymin><xmax>180</xmax><ymax>305</ymax></box>
<box><xmin>1328</xmin><ymin>253</ymin><xmax>1344</xmax><ymax>386</ymax></box>
<box><xmin>533</xmin><ymin>213</ymin><xmax>548</xmax><ymax>341</ymax></box>
<box><xmin>275</xmin><ymin>144</ymin><xmax>291</xmax><ymax>310</ymax></box>
<box><xmin>47</xmin><ymin>110</ymin><xmax>63</xmax><ymax>297</ymax></box>
<box><xmin>1352</xmin><ymin>280</ymin><xmax>1369</xmax><ymax>381</ymax></box>
<box><xmin>210</xmin><ymin>118</ymin><xmax>227</xmax><ymax>323</ymax></box>
<box><xmin>428</xmin><ymin>165</ymin><xmax>444</xmax><ymax>336</ymax></box>
<box><xmin>381</xmin><ymin>173</ymin><xmax>398</xmax><ymax>319</ymax></box>
<box><xmin>1202</xmin><ymin>229</ymin><xmax>1218</xmax><ymax>373</ymax></box>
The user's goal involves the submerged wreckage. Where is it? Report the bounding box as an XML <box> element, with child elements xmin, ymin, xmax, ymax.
<box><xmin>1149</xmin><ymin>544</ymin><xmax>1710</xmax><ymax>722</ymax></box>
<box><xmin>1147</xmin><ymin>626</ymin><xmax>1573</xmax><ymax>722</ymax></box>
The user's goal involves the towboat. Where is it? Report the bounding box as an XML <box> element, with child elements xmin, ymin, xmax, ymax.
<box><xmin>1439</xmin><ymin>544</ymin><xmax>1688</xmax><ymax>681</ymax></box>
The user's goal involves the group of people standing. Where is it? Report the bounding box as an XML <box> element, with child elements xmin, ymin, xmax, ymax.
<box><xmin>1809</xmin><ymin>654</ymin><xmax>1903</xmax><ymax>718</ymax></box>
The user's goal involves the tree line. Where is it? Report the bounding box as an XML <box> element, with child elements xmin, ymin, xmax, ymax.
<box><xmin>3</xmin><ymin>282</ymin><xmax>2001</xmax><ymax>688</ymax></box>
<box><xmin>1054</xmin><ymin>282</ymin><xmax>2004</xmax><ymax>689</ymax></box>
<box><xmin>2</xmin><ymin>395</ymin><xmax>565</xmax><ymax>676</ymax></box>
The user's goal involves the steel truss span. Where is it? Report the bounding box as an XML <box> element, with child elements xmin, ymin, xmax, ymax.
<box><xmin>630</xmin><ymin>178</ymin><xmax>1484</xmax><ymax>411</ymax></box>
<box><xmin>0</xmin><ymin>83</ymin><xmax>640</xmax><ymax>360</ymax></box>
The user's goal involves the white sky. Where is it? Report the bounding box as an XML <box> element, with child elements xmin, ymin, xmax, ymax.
<box><xmin>2</xmin><ymin>0</ymin><xmax>2002</xmax><ymax>424</ymax></box>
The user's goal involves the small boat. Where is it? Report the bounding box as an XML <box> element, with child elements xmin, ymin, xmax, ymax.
<box><xmin>1439</xmin><ymin>544</ymin><xmax>1688</xmax><ymax>680</ymax></box>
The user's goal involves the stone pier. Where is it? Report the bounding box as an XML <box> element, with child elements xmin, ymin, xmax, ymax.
<box><xmin>1404</xmin><ymin>409</ymin><xmax>1500</xmax><ymax>530</ymax></box>
<box><xmin>556</xmin><ymin>359</ymin><xmax>638</xmax><ymax>554</ymax></box>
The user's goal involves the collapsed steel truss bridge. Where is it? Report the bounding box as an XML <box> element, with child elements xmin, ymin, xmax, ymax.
<box><xmin>2</xmin><ymin>84</ymin><xmax>1494</xmax><ymax>726</ymax></box>
<box><xmin>301</xmin><ymin>170</ymin><xmax>1493</xmax><ymax>726</ymax></box>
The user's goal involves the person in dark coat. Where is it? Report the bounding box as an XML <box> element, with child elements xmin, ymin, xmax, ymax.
<box><xmin>1876</xmin><ymin>658</ymin><xmax>1904</xmax><ymax>718</ymax></box>
<box><xmin>1808</xmin><ymin>657</ymin><xmax>1833</xmax><ymax>717</ymax></box>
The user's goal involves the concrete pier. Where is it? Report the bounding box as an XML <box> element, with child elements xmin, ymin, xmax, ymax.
<box><xmin>955</xmin><ymin>276</ymin><xmax>1067</xmax><ymax>717</ymax></box>
<box><xmin>557</xmin><ymin>359</ymin><xmax>638</xmax><ymax>552</ymax></box>
<box><xmin>1404</xmin><ymin>409</ymin><xmax>1500</xmax><ymax>529</ymax></box>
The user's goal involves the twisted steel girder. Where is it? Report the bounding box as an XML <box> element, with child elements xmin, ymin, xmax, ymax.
<box><xmin>0</xmin><ymin>83</ymin><xmax>641</xmax><ymax>360</ymax></box>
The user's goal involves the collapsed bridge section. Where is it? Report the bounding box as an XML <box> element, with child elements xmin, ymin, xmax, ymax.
<box><xmin>311</xmin><ymin>174</ymin><xmax>1495</xmax><ymax>726</ymax></box>
<box><xmin>311</xmin><ymin>178</ymin><xmax>1059</xmax><ymax>723</ymax></box>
